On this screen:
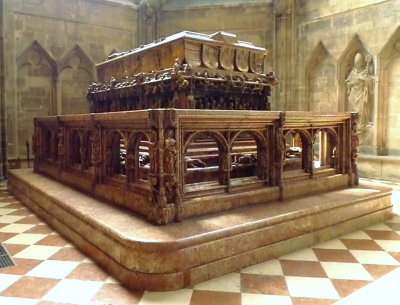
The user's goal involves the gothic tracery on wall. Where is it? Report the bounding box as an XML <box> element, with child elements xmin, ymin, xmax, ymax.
<box><xmin>378</xmin><ymin>27</ymin><xmax>400</xmax><ymax>155</ymax></box>
<box><xmin>14</xmin><ymin>41</ymin><xmax>95</xmax><ymax>159</ymax></box>
<box><xmin>16</xmin><ymin>41</ymin><xmax>57</xmax><ymax>157</ymax></box>
<box><xmin>58</xmin><ymin>45</ymin><xmax>94</xmax><ymax>115</ymax></box>
<box><xmin>306</xmin><ymin>42</ymin><xmax>337</xmax><ymax>112</ymax></box>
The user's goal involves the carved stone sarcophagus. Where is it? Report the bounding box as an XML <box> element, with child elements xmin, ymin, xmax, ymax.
<box><xmin>87</xmin><ymin>31</ymin><xmax>278</xmax><ymax>113</ymax></box>
<box><xmin>33</xmin><ymin>31</ymin><xmax>359</xmax><ymax>225</ymax></box>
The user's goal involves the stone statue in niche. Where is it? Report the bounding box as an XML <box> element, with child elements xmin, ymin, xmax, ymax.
<box><xmin>346</xmin><ymin>52</ymin><xmax>374</xmax><ymax>131</ymax></box>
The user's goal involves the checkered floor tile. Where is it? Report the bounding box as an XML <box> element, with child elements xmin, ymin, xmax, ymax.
<box><xmin>0</xmin><ymin>179</ymin><xmax>399</xmax><ymax>305</ymax></box>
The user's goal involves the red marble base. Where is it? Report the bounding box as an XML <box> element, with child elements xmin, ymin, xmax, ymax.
<box><xmin>8</xmin><ymin>169</ymin><xmax>393</xmax><ymax>291</ymax></box>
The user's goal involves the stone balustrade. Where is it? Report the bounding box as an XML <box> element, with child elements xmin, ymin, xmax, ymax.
<box><xmin>33</xmin><ymin>109</ymin><xmax>359</xmax><ymax>224</ymax></box>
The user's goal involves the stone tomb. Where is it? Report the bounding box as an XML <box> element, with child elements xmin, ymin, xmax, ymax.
<box><xmin>8</xmin><ymin>31</ymin><xmax>393</xmax><ymax>290</ymax></box>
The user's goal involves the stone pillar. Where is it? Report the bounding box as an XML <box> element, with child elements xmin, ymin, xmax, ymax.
<box><xmin>273</xmin><ymin>0</ymin><xmax>296</xmax><ymax>111</ymax></box>
<box><xmin>138</xmin><ymin>0</ymin><xmax>167</xmax><ymax>45</ymax></box>
<box><xmin>0</xmin><ymin>0</ymin><xmax>6</xmax><ymax>180</ymax></box>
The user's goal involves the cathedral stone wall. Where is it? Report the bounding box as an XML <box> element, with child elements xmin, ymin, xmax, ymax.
<box><xmin>160</xmin><ymin>1</ymin><xmax>273</xmax><ymax>57</ymax></box>
<box><xmin>2</xmin><ymin>0</ymin><xmax>138</xmax><ymax>163</ymax></box>
<box><xmin>289</xmin><ymin>0</ymin><xmax>400</xmax><ymax>180</ymax></box>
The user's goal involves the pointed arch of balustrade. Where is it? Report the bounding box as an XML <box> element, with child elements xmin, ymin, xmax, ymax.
<box><xmin>126</xmin><ymin>131</ymin><xmax>151</xmax><ymax>183</ymax></box>
<box><xmin>106</xmin><ymin>130</ymin><xmax>127</xmax><ymax>177</ymax></box>
<box><xmin>284</xmin><ymin>129</ymin><xmax>313</xmax><ymax>173</ymax></box>
<box><xmin>81</xmin><ymin>130</ymin><xmax>94</xmax><ymax>171</ymax></box>
<box><xmin>69</xmin><ymin>129</ymin><xmax>82</xmax><ymax>166</ymax></box>
<box><xmin>230</xmin><ymin>129</ymin><xmax>268</xmax><ymax>180</ymax></box>
<box><xmin>312</xmin><ymin>127</ymin><xmax>339</xmax><ymax>170</ymax></box>
<box><xmin>183</xmin><ymin>130</ymin><xmax>229</xmax><ymax>186</ymax></box>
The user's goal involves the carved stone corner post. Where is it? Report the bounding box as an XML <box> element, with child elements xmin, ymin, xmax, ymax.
<box><xmin>91</xmin><ymin>127</ymin><xmax>103</xmax><ymax>185</ymax></box>
<box><xmin>257</xmin><ymin>142</ymin><xmax>269</xmax><ymax>182</ymax></box>
<box><xmin>219</xmin><ymin>137</ymin><xmax>231</xmax><ymax>191</ymax></box>
<box><xmin>32</xmin><ymin>119</ymin><xmax>41</xmax><ymax>171</ymax></box>
<box><xmin>274</xmin><ymin>113</ymin><xmax>286</xmax><ymax>200</ymax></box>
<box><xmin>148</xmin><ymin>109</ymin><xmax>181</xmax><ymax>224</ymax></box>
<box><xmin>57</xmin><ymin>128</ymin><xmax>65</xmax><ymax>171</ymax></box>
<box><xmin>350</xmin><ymin>112</ymin><xmax>360</xmax><ymax>186</ymax></box>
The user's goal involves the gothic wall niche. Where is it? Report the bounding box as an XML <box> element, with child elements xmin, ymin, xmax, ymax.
<box><xmin>377</xmin><ymin>27</ymin><xmax>400</xmax><ymax>155</ymax></box>
<box><xmin>58</xmin><ymin>45</ymin><xmax>94</xmax><ymax>115</ymax></box>
<box><xmin>337</xmin><ymin>35</ymin><xmax>375</xmax><ymax>148</ymax></box>
<box><xmin>16</xmin><ymin>41</ymin><xmax>56</xmax><ymax>157</ymax></box>
<box><xmin>305</xmin><ymin>41</ymin><xmax>337</xmax><ymax>112</ymax></box>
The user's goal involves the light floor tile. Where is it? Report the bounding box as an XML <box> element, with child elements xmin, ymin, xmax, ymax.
<box><xmin>138</xmin><ymin>289</ymin><xmax>193</xmax><ymax>305</ymax></box>
<box><xmin>26</xmin><ymin>260</ymin><xmax>80</xmax><ymax>279</ymax></box>
<box><xmin>312</xmin><ymin>239</ymin><xmax>348</xmax><ymax>250</ymax></box>
<box><xmin>13</xmin><ymin>245</ymin><xmax>62</xmax><ymax>260</ymax></box>
<box><xmin>242</xmin><ymin>293</ymin><xmax>292</xmax><ymax>305</ymax></box>
<box><xmin>340</xmin><ymin>230</ymin><xmax>371</xmax><ymax>240</ymax></box>
<box><xmin>4</xmin><ymin>233</ymin><xmax>47</xmax><ymax>245</ymax></box>
<box><xmin>364</xmin><ymin>223</ymin><xmax>392</xmax><ymax>231</ymax></box>
<box><xmin>0</xmin><ymin>274</ymin><xmax>21</xmax><ymax>291</ymax></box>
<box><xmin>0</xmin><ymin>224</ymin><xmax>35</xmax><ymax>233</ymax></box>
<box><xmin>42</xmin><ymin>279</ymin><xmax>103</xmax><ymax>304</ymax></box>
<box><xmin>0</xmin><ymin>203</ymin><xmax>11</xmax><ymax>208</ymax></box>
<box><xmin>333</xmin><ymin>267</ymin><xmax>400</xmax><ymax>305</ymax></box>
<box><xmin>241</xmin><ymin>259</ymin><xmax>283</xmax><ymax>276</ymax></box>
<box><xmin>374</xmin><ymin>240</ymin><xmax>400</xmax><ymax>252</ymax></box>
<box><xmin>350</xmin><ymin>250</ymin><xmax>400</xmax><ymax>265</ymax></box>
<box><xmin>0</xmin><ymin>209</ymin><xmax>18</xmax><ymax>216</ymax></box>
<box><xmin>0</xmin><ymin>297</ymin><xmax>38</xmax><ymax>305</ymax></box>
<box><xmin>193</xmin><ymin>272</ymin><xmax>241</xmax><ymax>292</ymax></box>
<box><xmin>321</xmin><ymin>262</ymin><xmax>373</xmax><ymax>280</ymax></box>
<box><xmin>279</xmin><ymin>248</ymin><xmax>318</xmax><ymax>261</ymax></box>
<box><xmin>285</xmin><ymin>276</ymin><xmax>340</xmax><ymax>299</ymax></box>
<box><xmin>0</xmin><ymin>215</ymin><xmax>25</xmax><ymax>224</ymax></box>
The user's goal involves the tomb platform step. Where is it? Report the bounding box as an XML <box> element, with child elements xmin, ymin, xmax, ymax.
<box><xmin>8</xmin><ymin>168</ymin><xmax>393</xmax><ymax>291</ymax></box>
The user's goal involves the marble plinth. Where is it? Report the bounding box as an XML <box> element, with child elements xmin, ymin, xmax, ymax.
<box><xmin>8</xmin><ymin>169</ymin><xmax>393</xmax><ymax>291</ymax></box>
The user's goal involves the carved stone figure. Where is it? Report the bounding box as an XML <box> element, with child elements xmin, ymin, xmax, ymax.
<box><xmin>164</xmin><ymin>129</ymin><xmax>177</xmax><ymax>175</ymax></box>
<box><xmin>350</xmin><ymin>114</ymin><xmax>359</xmax><ymax>184</ymax></box>
<box><xmin>346</xmin><ymin>53</ymin><xmax>374</xmax><ymax>130</ymax></box>
<box><xmin>163</xmin><ymin>129</ymin><xmax>178</xmax><ymax>203</ymax></box>
<box><xmin>172</xmin><ymin>58</ymin><xmax>181</xmax><ymax>77</ymax></box>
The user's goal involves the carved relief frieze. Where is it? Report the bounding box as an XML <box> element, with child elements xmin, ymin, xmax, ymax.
<box><xmin>235</xmin><ymin>49</ymin><xmax>249</xmax><ymax>72</ymax></box>
<box><xmin>249</xmin><ymin>52</ymin><xmax>265</xmax><ymax>74</ymax></box>
<box><xmin>184</xmin><ymin>42</ymin><xmax>201</xmax><ymax>67</ymax></box>
<box><xmin>202</xmin><ymin>45</ymin><xmax>219</xmax><ymax>69</ymax></box>
<box><xmin>219</xmin><ymin>46</ymin><xmax>235</xmax><ymax>71</ymax></box>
